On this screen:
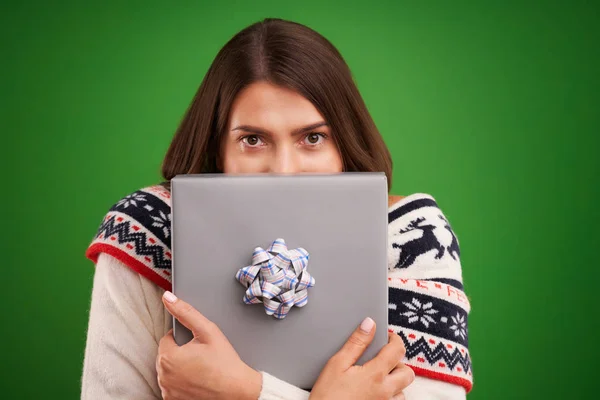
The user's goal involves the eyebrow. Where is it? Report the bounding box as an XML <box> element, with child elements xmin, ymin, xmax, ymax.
<box><xmin>231</xmin><ymin>121</ymin><xmax>328</xmax><ymax>136</ymax></box>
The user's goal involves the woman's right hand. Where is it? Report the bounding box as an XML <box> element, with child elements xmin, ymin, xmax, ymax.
<box><xmin>310</xmin><ymin>318</ymin><xmax>415</xmax><ymax>400</ymax></box>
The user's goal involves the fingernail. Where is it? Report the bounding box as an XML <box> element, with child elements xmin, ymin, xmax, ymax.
<box><xmin>163</xmin><ymin>291</ymin><xmax>178</xmax><ymax>303</ymax></box>
<box><xmin>360</xmin><ymin>317</ymin><xmax>374</xmax><ymax>333</ymax></box>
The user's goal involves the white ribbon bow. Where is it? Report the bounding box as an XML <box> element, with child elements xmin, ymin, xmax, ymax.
<box><xmin>235</xmin><ymin>238</ymin><xmax>315</xmax><ymax>319</ymax></box>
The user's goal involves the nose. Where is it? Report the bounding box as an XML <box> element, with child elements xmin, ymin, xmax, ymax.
<box><xmin>269</xmin><ymin>146</ymin><xmax>301</xmax><ymax>174</ymax></box>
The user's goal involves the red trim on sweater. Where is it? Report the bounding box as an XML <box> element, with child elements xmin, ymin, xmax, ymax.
<box><xmin>86</xmin><ymin>243</ymin><xmax>172</xmax><ymax>292</ymax></box>
<box><xmin>408</xmin><ymin>364</ymin><xmax>473</xmax><ymax>393</ymax></box>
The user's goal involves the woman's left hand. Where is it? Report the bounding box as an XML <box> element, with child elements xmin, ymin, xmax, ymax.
<box><xmin>157</xmin><ymin>291</ymin><xmax>262</xmax><ymax>400</ymax></box>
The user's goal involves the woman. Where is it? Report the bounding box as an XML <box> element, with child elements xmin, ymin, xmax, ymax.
<box><xmin>82</xmin><ymin>18</ymin><xmax>472</xmax><ymax>399</ymax></box>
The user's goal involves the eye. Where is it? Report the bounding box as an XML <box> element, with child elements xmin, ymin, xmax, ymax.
<box><xmin>242</xmin><ymin>135</ymin><xmax>263</xmax><ymax>147</ymax></box>
<box><xmin>303</xmin><ymin>133</ymin><xmax>326</xmax><ymax>145</ymax></box>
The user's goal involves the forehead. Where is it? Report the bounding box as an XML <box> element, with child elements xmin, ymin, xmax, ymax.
<box><xmin>228</xmin><ymin>81</ymin><xmax>325</xmax><ymax>130</ymax></box>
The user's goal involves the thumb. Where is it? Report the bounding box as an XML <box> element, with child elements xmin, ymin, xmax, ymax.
<box><xmin>333</xmin><ymin>317</ymin><xmax>376</xmax><ymax>369</ymax></box>
<box><xmin>162</xmin><ymin>291</ymin><xmax>220</xmax><ymax>343</ymax></box>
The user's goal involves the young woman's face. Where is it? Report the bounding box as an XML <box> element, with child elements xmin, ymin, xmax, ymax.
<box><xmin>221</xmin><ymin>81</ymin><xmax>343</xmax><ymax>174</ymax></box>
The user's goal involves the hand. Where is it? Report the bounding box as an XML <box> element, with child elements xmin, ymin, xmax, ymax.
<box><xmin>156</xmin><ymin>291</ymin><xmax>262</xmax><ymax>400</ymax></box>
<box><xmin>310</xmin><ymin>318</ymin><xmax>415</xmax><ymax>400</ymax></box>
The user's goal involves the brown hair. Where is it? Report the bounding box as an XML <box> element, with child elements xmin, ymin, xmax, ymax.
<box><xmin>161</xmin><ymin>18</ymin><xmax>393</xmax><ymax>190</ymax></box>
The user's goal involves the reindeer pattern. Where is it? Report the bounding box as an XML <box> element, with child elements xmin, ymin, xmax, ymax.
<box><xmin>391</xmin><ymin>215</ymin><xmax>460</xmax><ymax>269</ymax></box>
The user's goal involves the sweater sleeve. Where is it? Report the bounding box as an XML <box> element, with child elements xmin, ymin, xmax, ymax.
<box><xmin>387</xmin><ymin>194</ymin><xmax>472</xmax><ymax>395</ymax></box>
<box><xmin>259</xmin><ymin>373</ymin><xmax>310</xmax><ymax>400</ymax></box>
<box><xmin>82</xmin><ymin>254</ymin><xmax>314</xmax><ymax>400</ymax></box>
<box><xmin>258</xmin><ymin>372</ymin><xmax>464</xmax><ymax>400</ymax></box>
<box><xmin>81</xmin><ymin>253</ymin><xmax>170</xmax><ymax>399</ymax></box>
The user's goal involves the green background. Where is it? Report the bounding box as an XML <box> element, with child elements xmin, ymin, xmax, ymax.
<box><xmin>2</xmin><ymin>1</ymin><xmax>598</xmax><ymax>398</ymax></box>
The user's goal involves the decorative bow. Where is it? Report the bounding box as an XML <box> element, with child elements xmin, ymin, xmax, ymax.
<box><xmin>235</xmin><ymin>238</ymin><xmax>315</xmax><ymax>319</ymax></box>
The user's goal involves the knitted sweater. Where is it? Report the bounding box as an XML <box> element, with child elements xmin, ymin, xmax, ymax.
<box><xmin>82</xmin><ymin>185</ymin><xmax>472</xmax><ymax>399</ymax></box>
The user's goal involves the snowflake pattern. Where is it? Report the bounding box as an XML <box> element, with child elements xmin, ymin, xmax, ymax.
<box><xmin>151</xmin><ymin>210</ymin><xmax>171</xmax><ymax>238</ymax></box>
<box><xmin>401</xmin><ymin>298</ymin><xmax>438</xmax><ymax>328</ymax></box>
<box><xmin>449</xmin><ymin>312</ymin><xmax>467</xmax><ymax>340</ymax></box>
<box><xmin>117</xmin><ymin>193</ymin><xmax>147</xmax><ymax>208</ymax></box>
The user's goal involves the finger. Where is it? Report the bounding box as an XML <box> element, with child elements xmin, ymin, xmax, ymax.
<box><xmin>390</xmin><ymin>394</ymin><xmax>405</xmax><ymax>400</ymax></box>
<box><xmin>156</xmin><ymin>330</ymin><xmax>177</xmax><ymax>378</ymax></box>
<box><xmin>386</xmin><ymin>364</ymin><xmax>415</xmax><ymax>396</ymax></box>
<box><xmin>332</xmin><ymin>317</ymin><xmax>376</xmax><ymax>369</ymax></box>
<box><xmin>162</xmin><ymin>291</ymin><xmax>219</xmax><ymax>342</ymax></box>
<box><xmin>365</xmin><ymin>332</ymin><xmax>406</xmax><ymax>373</ymax></box>
<box><xmin>158</xmin><ymin>329</ymin><xmax>179</xmax><ymax>351</ymax></box>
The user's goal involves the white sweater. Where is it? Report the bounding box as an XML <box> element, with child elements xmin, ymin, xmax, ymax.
<box><xmin>82</xmin><ymin>188</ymin><xmax>472</xmax><ymax>399</ymax></box>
